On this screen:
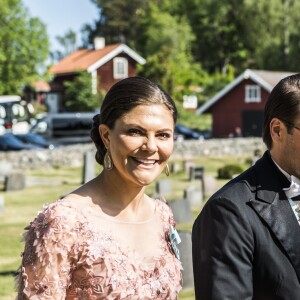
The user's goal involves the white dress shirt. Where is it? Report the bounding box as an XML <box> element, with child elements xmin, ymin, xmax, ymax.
<box><xmin>272</xmin><ymin>159</ymin><xmax>300</xmax><ymax>224</ymax></box>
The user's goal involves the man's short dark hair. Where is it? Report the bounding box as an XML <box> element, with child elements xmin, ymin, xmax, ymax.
<box><xmin>263</xmin><ymin>73</ymin><xmax>300</xmax><ymax>149</ymax></box>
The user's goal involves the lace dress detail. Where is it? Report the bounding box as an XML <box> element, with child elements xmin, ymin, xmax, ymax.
<box><xmin>16</xmin><ymin>198</ymin><xmax>182</xmax><ymax>299</ymax></box>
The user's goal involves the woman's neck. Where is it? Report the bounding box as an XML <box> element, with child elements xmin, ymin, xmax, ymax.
<box><xmin>92</xmin><ymin>171</ymin><xmax>151</xmax><ymax>221</ymax></box>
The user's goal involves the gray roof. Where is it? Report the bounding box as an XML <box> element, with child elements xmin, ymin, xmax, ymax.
<box><xmin>196</xmin><ymin>69</ymin><xmax>295</xmax><ymax>115</ymax></box>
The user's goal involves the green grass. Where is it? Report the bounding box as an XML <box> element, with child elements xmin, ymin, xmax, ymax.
<box><xmin>25</xmin><ymin>166</ymin><xmax>83</xmax><ymax>182</ymax></box>
<box><xmin>0</xmin><ymin>156</ymin><xmax>249</xmax><ymax>299</ymax></box>
<box><xmin>0</xmin><ymin>178</ymin><xmax>80</xmax><ymax>299</ymax></box>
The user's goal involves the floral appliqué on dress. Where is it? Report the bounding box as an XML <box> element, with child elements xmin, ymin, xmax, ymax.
<box><xmin>16</xmin><ymin>199</ymin><xmax>182</xmax><ymax>299</ymax></box>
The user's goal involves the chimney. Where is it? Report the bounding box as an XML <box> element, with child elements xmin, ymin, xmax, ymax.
<box><xmin>94</xmin><ymin>37</ymin><xmax>105</xmax><ymax>50</ymax></box>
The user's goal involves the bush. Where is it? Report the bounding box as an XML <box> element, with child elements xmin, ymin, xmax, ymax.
<box><xmin>217</xmin><ymin>164</ymin><xmax>244</xmax><ymax>179</ymax></box>
<box><xmin>63</xmin><ymin>71</ymin><xmax>104</xmax><ymax>112</ymax></box>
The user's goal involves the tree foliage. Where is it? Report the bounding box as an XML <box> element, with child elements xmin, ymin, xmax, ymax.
<box><xmin>137</xmin><ymin>4</ymin><xmax>206</xmax><ymax>94</ymax></box>
<box><xmin>0</xmin><ymin>0</ymin><xmax>49</xmax><ymax>95</ymax></box>
<box><xmin>63</xmin><ymin>71</ymin><xmax>101</xmax><ymax>112</ymax></box>
<box><xmin>89</xmin><ymin>0</ymin><xmax>148</xmax><ymax>49</ymax></box>
<box><xmin>7</xmin><ymin>0</ymin><xmax>297</xmax><ymax>125</ymax></box>
<box><xmin>180</xmin><ymin>0</ymin><xmax>300</xmax><ymax>73</ymax></box>
<box><xmin>50</xmin><ymin>29</ymin><xmax>78</xmax><ymax>63</ymax></box>
<box><xmin>88</xmin><ymin>0</ymin><xmax>300</xmax><ymax>75</ymax></box>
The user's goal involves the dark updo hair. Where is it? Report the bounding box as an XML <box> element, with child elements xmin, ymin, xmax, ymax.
<box><xmin>90</xmin><ymin>76</ymin><xmax>177</xmax><ymax>165</ymax></box>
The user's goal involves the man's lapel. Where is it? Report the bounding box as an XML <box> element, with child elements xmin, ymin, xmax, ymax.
<box><xmin>248</xmin><ymin>152</ymin><xmax>300</xmax><ymax>281</ymax></box>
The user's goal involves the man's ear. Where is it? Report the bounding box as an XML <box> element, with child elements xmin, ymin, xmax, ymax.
<box><xmin>270</xmin><ymin>118</ymin><xmax>282</xmax><ymax>141</ymax></box>
<box><xmin>99</xmin><ymin>124</ymin><xmax>111</xmax><ymax>148</ymax></box>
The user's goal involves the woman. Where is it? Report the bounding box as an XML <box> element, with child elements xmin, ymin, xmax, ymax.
<box><xmin>17</xmin><ymin>77</ymin><xmax>182</xmax><ymax>299</ymax></box>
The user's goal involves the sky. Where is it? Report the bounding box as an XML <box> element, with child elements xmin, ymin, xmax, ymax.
<box><xmin>22</xmin><ymin>0</ymin><xmax>99</xmax><ymax>51</ymax></box>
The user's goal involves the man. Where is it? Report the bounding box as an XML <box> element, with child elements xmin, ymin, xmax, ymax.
<box><xmin>192</xmin><ymin>73</ymin><xmax>300</xmax><ymax>299</ymax></box>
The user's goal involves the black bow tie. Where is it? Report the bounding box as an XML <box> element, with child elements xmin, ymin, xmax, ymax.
<box><xmin>292</xmin><ymin>195</ymin><xmax>300</xmax><ymax>201</ymax></box>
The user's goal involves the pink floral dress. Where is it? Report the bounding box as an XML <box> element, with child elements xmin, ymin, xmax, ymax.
<box><xmin>16</xmin><ymin>198</ymin><xmax>182</xmax><ymax>299</ymax></box>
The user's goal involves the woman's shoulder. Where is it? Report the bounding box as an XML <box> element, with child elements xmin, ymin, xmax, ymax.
<box><xmin>23</xmin><ymin>196</ymin><xmax>93</xmax><ymax>248</ymax></box>
<box><xmin>154</xmin><ymin>196</ymin><xmax>171</xmax><ymax>210</ymax></box>
<box><xmin>31</xmin><ymin>196</ymin><xmax>91</xmax><ymax>229</ymax></box>
<box><xmin>45</xmin><ymin>196</ymin><xmax>82</xmax><ymax>214</ymax></box>
<box><xmin>154</xmin><ymin>197</ymin><xmax>176</xmax><ymax>226</ymax></box>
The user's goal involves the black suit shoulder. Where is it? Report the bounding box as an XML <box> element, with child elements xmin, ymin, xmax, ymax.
<box><xmin>192</xmin><ymin>151</ymin><xmax>300</xmax><ymax>300</ymax></box>
<box><xmin>192</xmin><ymin>164</ymin><xmax>256</xmax><ymax>299</ymax></box>
<box><xmin>208</xmin><ymin>165</ymin><xmax>256</xmax><ymax>205</ymax></box>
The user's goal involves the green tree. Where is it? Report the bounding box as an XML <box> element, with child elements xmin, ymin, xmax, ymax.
<box><xmin>179</xmin><ymin>0</ymin><xmax>252</xmax><ymax>73</ymax></box>
<box><xmin>64</xmin><ymin>71</ymin><xmax>102</xmax><ymax>112</ymax></box>
<box><xmin>88</xmin><ymin>0</ymin><xmax>184</xmax><ymax>51</ymax></box>
<box><xmin>50</xmin><ymin>29</ymin><xmax>78</xmax><ymax>62</ymax></box>
<box><xmin>80</xmin><ymin>24</ymin><xmax>94</xmax><ymax>48</ymax></box>
<box><xmin>250</xmin><ymin>0</ymin><xmax>300</xmax><ymax>71</ymax></box>
<box><xmin>89</xmin><ymin>0</ymin><xmax>147</xmax><ymax>49</ymax></box>
<box><xmin>138</xmin><ymin>4</ymin><xmax>207</xmax><ymax>95</ymax></box>
<box><xmin>0</xmin><ymin>0</ymin><xmax>49</xmax><ymax>95</ymax></box>
<box><xmin>244</xmin><ymin>0</ymin><xmax>285</xmax><ymax>71</ymax></box>
<box><xmin>179</xmin><ymin>0</ymin><xmax>300</xmax><ymax>73</ymax></box>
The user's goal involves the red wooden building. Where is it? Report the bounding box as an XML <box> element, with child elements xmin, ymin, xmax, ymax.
<box><xmin>196</xmin><ymin>69</ymin><xmax>294</xmax><ymax>138</ymax></box>
<box><xmin>49</xmin><ymin>38</ymin><xmax>146</xmax><ymax>109</ymax></box>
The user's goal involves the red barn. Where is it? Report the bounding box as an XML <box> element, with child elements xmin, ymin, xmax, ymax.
<box><xmin>196</xmin><ymin>69</ymin><xmax>295</xmax><ymax>138</ymax></box>
<box><xmin>49</xmin><ymin>38</ymin><xmax>146</xmax><ymax>110</ymax></box>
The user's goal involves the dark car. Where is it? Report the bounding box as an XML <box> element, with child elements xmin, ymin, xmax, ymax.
<box><xmin>0</xmin><ymin>133</ymin><xmax>37</xmax><ymax>151</ymax></box>
<box><xmin>15</xmin><ymin>133</ymin><xmax>57</xmax><ymax>149</ymax></box>
<box><xmin>192</xmin><ymin>128</ymin><xmax>212</xmax><ymax>140</ymax></box>
<box><xmin>174</xmin><ymin>124</ymin><xmax>204</xmax><ymax>140</ymax></box>
<box><xmin>30</xmin><ymin>112</ymin><xmax>96</xmax><ymax>144</ymax></box>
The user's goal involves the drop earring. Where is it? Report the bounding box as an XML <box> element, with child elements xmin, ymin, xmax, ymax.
<box><xmin>104</xmin><ymin>149</ymin><xmax>113</xmax><ymax>170</ymax></box>
<box><xmin>165</xmin><ymin>164</ymin><xmax>170</xmax><ymax>176</ymax></box>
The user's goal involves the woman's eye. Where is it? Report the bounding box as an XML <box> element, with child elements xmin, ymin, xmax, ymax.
<box><xmin>128</xmin><ymin>129</ymin><xmax>143</xmax><ymax>136</ymax></box>
<box><xmin>158</xmin><ymin>132</ymin><xmax>171</xmax><ymax>139</ymax></box>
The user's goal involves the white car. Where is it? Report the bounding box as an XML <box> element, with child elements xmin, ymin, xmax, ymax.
<box><xmin>0</xmin><ymin>95</ymin><xmax>33</xmax><ymax>135</ymax></box>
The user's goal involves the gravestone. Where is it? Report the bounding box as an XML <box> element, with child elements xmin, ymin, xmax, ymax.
<box><xmin>203</xmin><ymin>175</ymin><xmax>218</xmax><ymax>197</ymax></box>
<box><xmin>0</xmin><ymin>195</ymin><xmax>4</xmax><ymax>213</ymax></box>
<box><xmin>184</xmin><ymin>186</ymin><xmax>203</xmax><ymax>209</ymax></box>
<box><xmin>4</xmin><ymin>173</ymin><xmax>26</xmax><ymax>191</ymax></box>
<box><xmin>183</xmin><ymin>160</ymin><xmax>195</xmax><ymax>174</ymax></box>
<box><xmin>82</xmin><ymin>150</ymin><xmax>96</xmax><ymax>184</ymax></box>
<box><xmin>189</xmin><ymin>166</ymin><xmax>204</xmax><ymax>181</ymax></box>
<box><xmin>0</xmin><ymin>162</ymin><xmax>12</xmax><ymax>186</ymax></box>
<box><xmin>156</xmin><ymin>179</ymin><xmax>173</xmax><ymax>196</ymax></box>
<box><xmin>0</xmin><ymin>162</ymin><xmax>12</xmax><ymax>175</ymax></box>
<box><xmin>189</xmin><ymin>166</ymin><xmax>205</xmax><ymax>198</ymax></box>
<box><xmin>167</xmin><ymin>198</ymin><xmax>193</xmax><ymax>224</ymax></box>
<box><xmin>170</xmin><ymin>162</ymin><xmax>181</xmax><ymax>173</ymax></box>
<box><xmin>0</xmin><ymin>174</ymin><xmax>5</xmax><ymax>186</ymax></box>
<box><xmin>178</xmin><ymin>231</ymin><xmax>194</xmax><ymax>289</ymax></box>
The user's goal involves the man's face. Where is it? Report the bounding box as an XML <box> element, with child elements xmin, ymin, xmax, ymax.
<box><xmin>274</xmin><ymin>117</ymin><xmax>300</xmax><ymax>179</ymax></box>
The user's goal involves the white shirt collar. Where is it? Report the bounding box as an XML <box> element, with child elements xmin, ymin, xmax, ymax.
<box><xmin>271</xmin><ymin>158</ymin><xmax>300</xmax><ymax>197</ymax></box>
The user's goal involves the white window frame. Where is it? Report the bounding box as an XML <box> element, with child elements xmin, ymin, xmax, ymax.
<box><xmin>113</xmin><ymin>57</ymin><xmax>128</xmax><ymax>79</ymax></box>
<box><xmin>245</xmin><ymin>85</ymin><xmax>261</xmax><ymax>103</ymax></box>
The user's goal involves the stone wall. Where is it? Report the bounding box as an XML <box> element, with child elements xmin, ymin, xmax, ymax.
<box><xmin>172</xmin><ymin>137</ymin><xmax>266</xmax><ymax>160</ymax></box>
<box><xmin>0</xmin><ymin>137</ymin><xmax>267</xmax><ymax>170</ymax></box>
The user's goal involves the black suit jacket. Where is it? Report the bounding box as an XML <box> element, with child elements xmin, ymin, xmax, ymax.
<box><xmin>192</xmin><ymin>151</ymin><xmax>300</xmax><ymax>299</ymax></box>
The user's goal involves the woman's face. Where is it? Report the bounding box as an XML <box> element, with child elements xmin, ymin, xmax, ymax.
<box><xmin>101</xmin><ymin>104</ymin><xmax>174</xmax><ymax>187</ymax></box>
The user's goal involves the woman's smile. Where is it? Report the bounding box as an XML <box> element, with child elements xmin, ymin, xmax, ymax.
<box><xmin>131</xmin><ymin>157</ymin><xmax>159</xmax><ymax>168</ymax></box>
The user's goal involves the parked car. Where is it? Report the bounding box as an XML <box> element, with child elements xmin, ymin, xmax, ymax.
<box><xmin>174</xmin><ymin>124</ymin><xmax>204</xmax><ymax>140</ymax></box>
<box><xmin>0</xmin><ymin>133</ymin><xmax>37</xmax><ymax>151</ymax></box>
<box><xmin>14</xmin><ymin>133</ymin><xmax>57</xmax><ymax>150</ymax></box>
<box><xmin>0</xmin><ymin>95</ymin><xmax>34</xmax><ymax>135</ymax></box>
<box><xmin>30</xmin><ymin>112</ymin><xmax>97</xmax><ymax>144</ymax></box>
<box><xmin>191</xmin><ymin>128</ymin><xmax>212</xmax><ymax>140</ymax></box>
